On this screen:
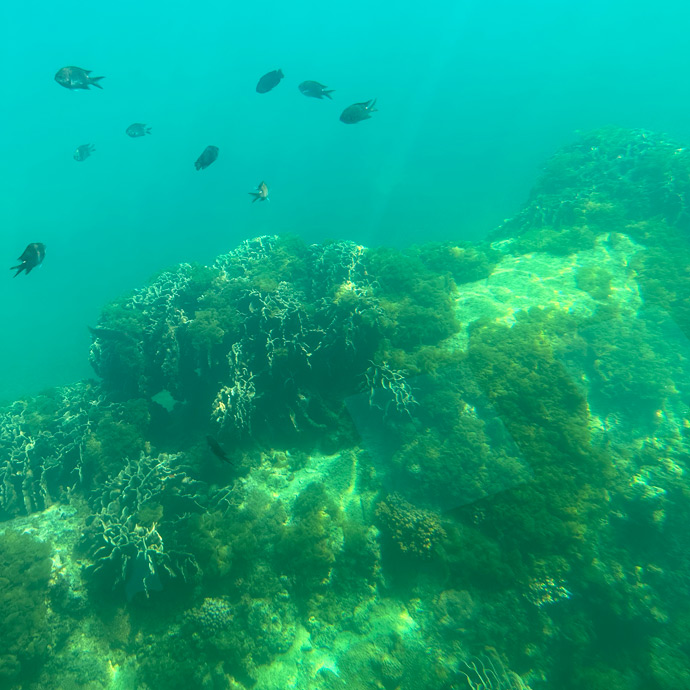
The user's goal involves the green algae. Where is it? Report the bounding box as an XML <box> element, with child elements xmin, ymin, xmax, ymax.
<box><xmin>0</xmin><ymin>532</ymin><xmax>52</xmax><ymax>686</ymax></box>
<box><xmin>576</xmin><ymin>265</ymin><xmax>612</xmax><ymax>300</ymax></box>
<box><xmin>466</xmin><ymin>308</ymin><xmax>613</xmax><ymax>573</ymax></box>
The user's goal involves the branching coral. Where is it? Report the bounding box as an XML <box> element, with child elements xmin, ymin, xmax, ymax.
<box><xmin>213</xmin><ymin>235</ymin><xmax>279</xmax><ymax>278</ymax></box>
<box><xmin>211</xmin><ymin>344</ymin><xmax>256</xmax><ymax>433</ymax></box>
<box><xmin>90</xmin><ymin>235</ymin><xmax>391</xmax><ymax>446</ymax></box>
<box><xmin>458</xmin><ymin>650</ymin><xmax>532</xmax><ymax>690</ymax></box>
<box><xmin>82</xmin><ymin>451</ymin><xmax>203</xmax><ymax>596</ymax></box>
<box><xmin>494</xmin><ymin>127</ymin><xmax>690</xmax><ymax>253</ymax></box>
<box><xmin>0</xmin><ymin>382</ymin><xmax>102</xmax><ymax>518</ymax></box>
<box><xmin>90</xmin><ymin>264</ymin><xmax>194</xmax><ymax>397</ymax></box>
<box><xmin>365</xmin><ymin>361</ymin><xmax>418</xmax><ymax>419</ymax></box>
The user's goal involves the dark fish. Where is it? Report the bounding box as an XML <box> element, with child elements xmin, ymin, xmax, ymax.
<box><xmin>126</xmin><ymin>123</ymin><xmax>152</xmax><ymax>138</ymax></box>
<box><xmin>340</xmin><ymin>99</ymin><xmax>378</xmax><ymax>124</ymax></box>
<box><xmin>11</xmin><ymin>243</ymin><xmax>45</xmax><ymax>277</ymax></box>
<box><xmin>298</xmin><ymin>80</ymin><xmax>334</xmax><ymax>100</ymax></box>
<box><xmin>195</xmin><ymin>145</ymin><xmax>219</xmax><ymax>171</ymax></box>
<box><xmin>54</xmin><ymin>66</ymin><xmax>104</xmax><ymax>90</ymax></box>
<box><xmin>249</xmin><ymin>181</ymin><xmax>269</xmax><ymax>203</ymax></box>
<box><xmin>256</xmin><ymin>69</ymin><xmax>284</xmax><ymax>94</ymax></box>
<box><xmin>206</xmin><ymin>435</ymin><xmax>233</xmax><ymax>464</ymax></box>
<box><xmin>88</xmin><ymin>325</ymin><xmax>138</xmax><ymax>342</ymax></box>
<box><xmin>74</xmin><ymin>144</ymin><xmax>95</xmax><ymax>162</ymax></box>
<box><xmin>125</xmin><ymin>551</ymin><xmax>162</xmax><ymax>601</ymax></box>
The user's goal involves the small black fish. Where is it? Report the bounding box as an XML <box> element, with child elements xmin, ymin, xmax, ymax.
<box><xmin>125</xmin><ymin>551</ymin><xmax>162</xmax><ymax>601</ymax></box>
<box><xmin>298</xmin><ymin>81</ymin><xmax>334</xmax><ymax>100</ymax></box>
<box><xmin>195</xmin><ymin>145</ymin><xmax>219</xmax><ymax>170</ymax></box>
<box><xmin>126</xmin><ymin>123</ymin><xmax>152</xmax><ymax>138</ymax></box>
<box><xmin>74</xmin><ymin>144</ymin><xmax>95</xmax><ymax>162</ymax></box>
<box><xmin>206</xmin><ymin>435</ymin><xmax>233</xmax><ymax>464</ymax></box>
<box><xmin>249</xmin><ymin>181</ymin><xmax>269</xmax><ymax>203</ymax></box>
<box><xmin>11</xmin><ymin>243</ymin><xmax>45</xmax><ymax>277</ymax></box>
<box><xmin>54</xmin><ymin>66</ymin><xmax>104</xmax><ymax>90</ymax></box>
<box><xmin>340</xmin><ymin>98</ymin><xmax>378</xmax><ymax>124</ymax></box>
<box><xmin>256</xmin><ymin>69</ymin><xmax>284</xmax><ymax>94</ymax></box>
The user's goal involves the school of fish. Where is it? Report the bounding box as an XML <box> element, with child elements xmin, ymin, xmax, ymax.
<box><xmin>12</xmin><ymin>66</ymin><xmax>378</xmax><ymax>277</ymax></box>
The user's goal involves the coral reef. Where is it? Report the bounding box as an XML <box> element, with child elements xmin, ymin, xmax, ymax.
<box><xmin>81</xmin><ymin>451</ymin><xmax>203</xmax><ymax>597</ymax></box>
<box><xmin>186</xmin><ymin>596</ymin><xmax>235</xmax><ymax>634</ymax></box>
<box><xmin>458</xmin><ymin>650</ymin><xmax>532</xmax><ymax>689</ymax></box>
<box><xmin>0</xmin><ymin>382</ymin><xmax>103</xmax><ymax>519</ymax></box>
<box><xmin>5</xmin><ymin>128</ymin><xmax>690</xmax><ymax>689</ymax></box>
<box><xmin>90</xmin><ymin>237</ymin><xmax>386</xmax><ymax>447</ymax></box>
<box><xmin>375</xmin><ymin>493</ymin><xmax>446</xmax><ymax>558</ymax></box>
<box><xmin>88</xmin><ymin>235</ymin><xmax>465</xmax><ymax>456</ymax></box>
<box><xmin>0</xmin><ymin>532</ymin><xmax>53</xmax><ymax>686</ymax></box>
<box><xmin>493</xmin><ymin>127</ymin><xmax>690</xmax><ymax>244</ymax></box>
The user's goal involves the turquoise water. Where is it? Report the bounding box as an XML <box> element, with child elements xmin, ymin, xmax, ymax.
<box><xmin>2</xmin><ymin>0</ymin><xmax>690</xmax><ymax>399</ymax></box>
<box><xmin>4</xmin><ymin>4</ymin><xmax>690</xmax><ymax>690</ymax></box>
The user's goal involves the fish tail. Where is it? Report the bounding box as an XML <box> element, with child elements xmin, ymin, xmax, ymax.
<box><xmin>10</xmin><ymin>264</ymin><xmax>24</xmax><ymax>277</ymax></box>
<box><xmin>89</xmin><ymin>76</ymin><xmax>105</xmax><ymax>89</ymax></box>
<box><xmin>323</xmin><ymin>90</ymin><xmax>334</xmax><ymax>99</ymax></box>
<box><xmin>146</xmin><ymin>127</ymin><xmax>153</xmax><ymax>134</ymax></box>
<box><xmin>249</xmin><ymin>193</ymin><xmax>260</xmax><ymax>202</ymax></box>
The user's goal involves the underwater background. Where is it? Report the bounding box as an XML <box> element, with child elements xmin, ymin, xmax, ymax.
<box><xmin>4</xmin><ymin>1</ymin><xmax>690</xmax><ymax>690</ymax></box>
<box><xmin>2</xmin><ymin>0</ymin><xmax>690</xmax><ymax>399</ymax></box>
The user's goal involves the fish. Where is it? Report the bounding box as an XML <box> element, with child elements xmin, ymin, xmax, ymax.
<box><xmin>11</xmin><ymin>243</ymin><xmax>45</xmax><ymax>277</ymax></box>
<box><xmin>74</xmin><ymin>144</ymin><xmax>95</xmax><ymax>162</ymax></box>
<box><xmin>54</xmin><ymin>66</ymin><xmax>104</xmax><ymax>90</ymax></box>
<box><xmin>298</xmin><ymin>81</ymin><xmax>334</xmax><ymax>100</ymax></box>
<box><xmin>206</xmin><ymin>435</ymin><xmax>233</xmax><ymax>464</ymax></box>
<box><xmin>256</xmin><ymin>69</ymin><xmax>284</xmax><ymax>94</ymax></box>
<box><xmin>126</xmin><ymin>123</ymin><xmax>152</xmax><ymax>138</ymax></box>
<box><xmin>125</xmin><ymin>552</ymin><xmax>162</xmax><ymax>601</ymax></box>
<box><xmin>195</xmin><ymin>145</ymin><xmax>219</xmax><ymax>171</ymax></box>
<box><xmin>340</xmin><ymin>99</ymin><xmax>378</xmax><ymax>124</ymax></box>
<box><xmin>249</xmin><ymin>181</ymin><xmax>269</xmax><ymax>203</ymax></box>
<box><xmin>88</xmin><ymin>325</ymin><xmax>138</xmax><ymax>342</ymax></box>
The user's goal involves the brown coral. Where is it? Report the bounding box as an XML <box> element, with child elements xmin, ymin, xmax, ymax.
<box><xmin>375</xmin><ymin>493</ymin><xmax>446</xmax><ymax>558</ymax></box>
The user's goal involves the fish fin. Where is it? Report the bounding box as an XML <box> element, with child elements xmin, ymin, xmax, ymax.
<box><xmin>89</xmin><ymin>76</ymin><xmax>105</xmax><ymax>89</ymax></box>
<box><xmin>278</xmin><ymin>69</ymin><xmax>284</xmax><ymax>77</ymax></box>
<box><xmin>323</xmin><ymin>90</ymin><xmax>334</xmax><ymax>99</ymax></box>
<box><xmin>10</xmin><ymin>264</ymin><xmax>23</xmax><ymax>277</ymax></box>
<box><xmin>369</xmin><ymin>98</ymin><xmax>377</xmax><ymax>111</ymax></box>
<box><xmin>249</xmin><ymin>193</ymin><xmax>260</xmax><ymax>201</ymax></box>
